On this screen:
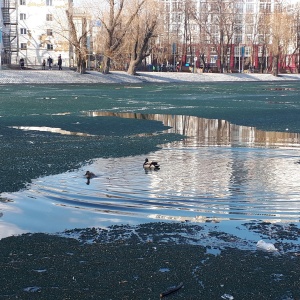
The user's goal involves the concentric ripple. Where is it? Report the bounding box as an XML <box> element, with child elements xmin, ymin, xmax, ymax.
<box><xmin>2</xmin><ymin>137</ymin><xmax>300</xmax><ymax>237</ymax></box>
<box><xmin>2</xmin><ymin>109</ymin><xmax>300</xmax><ymax>238</ymax></box>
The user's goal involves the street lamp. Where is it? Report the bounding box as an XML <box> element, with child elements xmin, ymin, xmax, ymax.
<box><xmin>238</xmin><ymin>44</ymin><xmax>240</xmax><ymax>73</ymax></box>
<box><xmin>239</xmin><ymin>44</ymin><xmax>245</xmax><ymax>73</ymax></box>
<box><xmin>87</xmin><ymin>35</ymin><xmax>91</xmax><ymax>71</ymax></box>
<box><xmin>172</xmin><ymin>42</ymin><xmax>176</xmax><ymax>70</ymax></box>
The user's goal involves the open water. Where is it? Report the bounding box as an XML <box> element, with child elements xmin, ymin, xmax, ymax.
<box><xmin>1</xmin><ymin>81</ymin><xmax>300</xmax><ymax>239</ymax></box>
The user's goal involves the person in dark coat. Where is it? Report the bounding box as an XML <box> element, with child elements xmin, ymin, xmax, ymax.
<box><xmin>42</xmin><ymin>59</ymin><xmax>46</xmax><ymax>70</ymax></box>
<box><xmin>48</xmin><ymin>56</ymin><xmax>53</xmax><ymax>70</ymax></box>
<box><xmin>58</xmin><ymin>55</ymin><xmax>62</xmax><ymax>70</ymax></box>
<box><xmin>20</xmin><ymin>58</ymin><xmax>25</xmax><ymax>70</ymax></box>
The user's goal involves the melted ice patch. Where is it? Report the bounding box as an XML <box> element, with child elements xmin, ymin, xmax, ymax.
<box><xmin>9</xmin><ymin>126</ymin><xmax>95</xmax><ymax>137</ymax></box>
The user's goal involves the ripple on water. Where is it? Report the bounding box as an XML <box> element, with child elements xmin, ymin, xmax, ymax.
<box><xmin>2</xmin><ymin>139</ymin><xmax>300</xmax><ymax>236</ymax></box>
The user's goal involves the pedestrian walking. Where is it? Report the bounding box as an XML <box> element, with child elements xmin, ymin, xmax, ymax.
<box><xmin>48</xmin><ymin>56</ymin><xmax>53</xmax><ymax>70</ymax></box>
<box><xmin>19</xmin><ymin>58</ymin><xmax>25</xmax><ymax>70</ymax></box>
<box><xmin>58</xmin><ymin>55</ymin><xmax>62</xmax><ymax>70</ymax></box>
<box><xmin>42</xmin><ymin>59</ymin><xmax>46</xmax><ymax>70</ymax></box>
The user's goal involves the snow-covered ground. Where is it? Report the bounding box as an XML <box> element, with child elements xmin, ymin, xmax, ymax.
<box><xmin>0</xmin><ymin>69</ymin><xmax>300</xmax><ymax>84</ymax></box>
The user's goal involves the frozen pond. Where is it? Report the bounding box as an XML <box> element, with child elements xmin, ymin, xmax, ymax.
<box><xmin>1</xmin><ymin>111</ymin><xmax>300</xmax><ymax>238</ymax></box>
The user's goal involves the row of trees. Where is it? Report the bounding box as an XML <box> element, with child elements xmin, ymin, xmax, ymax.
<box><xmin>63</xmin><ymin>0</ymin><xmax>161</xmax><ymax>75</ymax></box>
<box><xmin>164</xmin><ymin>0</ymin><xmax>299</xmax><ymax>76</ymax></box>
<box><xmin>62</xmin><ymin>0</ymin><xmax>300</xmax><ymax>76</ymax></box>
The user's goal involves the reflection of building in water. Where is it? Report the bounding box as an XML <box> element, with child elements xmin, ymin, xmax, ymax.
<box><xmin>86</xmin><ymin>111</ymin><xmax>300</xmax><ymax>147</ymax></box>
<box><xmin>85</xmin><ymin>111</ymin><xmax>300</xmax><ymax>222</ymax></box>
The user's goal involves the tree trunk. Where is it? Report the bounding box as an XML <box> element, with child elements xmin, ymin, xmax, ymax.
<box><xmin>80</xmin><ymin>17</ymin><xmax>87</xmax><ymax>74</ymax></box>
<box><xmin>66</xmin><ymin>9</ymin><xmax>88</xmax><ymax>75</ymax></box>
<box><xmin>127</xmin><ymin>60</ymin><xmax>138</xmax><ymax>75</ymax></box>
<box><xmin>103</xmin><ymin>56</ymin><xmax>111</xmax><ymax>74</ymax></box>
<box><xmin>77</xmin><ymin>56</ymin><xmax>86</xmax><ymax>74</ymax></box>
<box><xmin>200</xmin><ymin>54</ymin><xmax>206</xmax><ymax>72</ymax></box>
<box><xmin>75</xmin><ymin>49</ymin><xmax>86</xmax><ymax>74</ymax></box>
<box><xmin>219</xmin><ymin>30</ymin><xmax>224</xmax><ymax>73</ymax></box>
<box><xmin>272</xmin><ymin>55</ymin><xmax>279</xmax><ymax>76</ymax></box>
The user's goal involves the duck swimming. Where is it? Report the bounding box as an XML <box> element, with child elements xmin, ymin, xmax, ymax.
<box><xmin>143</xmin><ymin>158</ymin><xmax>160</xmax><ymax>170</ymax></box>
<box><xmin>85</xmin><ymin>171</ymin><xmax>96</xmax><ymax>185</ymax></box>
<box><xmin>85</xmin><ymin>171</ymin><xmax>95</xmax><ymax>179</ymax></box>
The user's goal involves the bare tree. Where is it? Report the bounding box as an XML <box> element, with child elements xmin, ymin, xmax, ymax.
<box><xmin>66</xmin><ymin>8</ymin><xmax>89</xmax><ymax>74</ymax></box>
<box><xmin>199</xmin><ymin>0</ymin><xmax>241</xmax><ymax>73</ymax></box>
<box><xmin>91</xmin><ymin>0</ymin><xmax>146</xmax><ymax>74</ymax></box>
<box><xmin>35</xmin><ymin>0</ymin><xmax>90</xmax><ymax>73</ymax></box>
<box><xmin>268</xmin><ymin>3</ymin><xmax>293</xmax><ymax>76</ymax></box>
<box><xmin>244</xmin><ymin>9</ymin><xmax>259</xmax><ymax>70</ymax></box>
<box><xmin>291</xmin><ymin>5</ymin><xmax>300</xmax><ymax>73</ymax></box>
<box><xmin>181</xmin><ymin>0</ymin><xmax>198</xmax><ymax>70</ymax></box>
<box><xmin>192</xmin><ymin>0</ymin><xmax>210</xmax><ymax>72</ymax></box>
<box><xmin>255</xmin><ymin>8</ymin><xmax>271</xmax><ymax>73</ymax></box>
<box><xmin>125</xmin><ymin>0</ymin><xmax>161</xmax><ymax>75</ymax></box>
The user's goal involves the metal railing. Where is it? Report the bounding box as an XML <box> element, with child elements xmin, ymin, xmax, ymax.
<box><xmin>1</xmin><ymin>0</ymin><xmax>18</xmax><ymax>65</ymax></box>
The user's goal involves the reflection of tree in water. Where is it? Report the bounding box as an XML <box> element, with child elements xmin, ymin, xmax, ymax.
<box><xmin>85</xmin><ymin>111</ymin><xmax>300</xmax><ymax>147</ymax></box>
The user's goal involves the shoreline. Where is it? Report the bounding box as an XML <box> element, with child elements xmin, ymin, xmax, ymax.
<box><xmin>1</xmin><ymin>69</ymin><xmax>300</xmax><ymax>84</ymax></box>
<box><xmin>1</xmin><ymin>221</ymin><xmax>300</xmax><ymax>299</ymax></box>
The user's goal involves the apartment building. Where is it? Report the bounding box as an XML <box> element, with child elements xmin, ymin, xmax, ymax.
<box><xmin>1</xmin><ymin>0</ymin><xmax>72</xmax><ymax>68</ymax></box>
<box><xmin>160</xmin><ymin>0</ymin><xmax>300</xmax><ymax>73</ymax></box>
<box><xmin>1</xmin><ymin>0</ymin><xmax>299</xmax><ymax>72</ymax></box>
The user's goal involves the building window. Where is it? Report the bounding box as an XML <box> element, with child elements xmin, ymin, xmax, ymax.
<box><xmin>20</xmin><ymin>0</ymin><xmax>26</xmax><ymax>4</ymax></box>
<box><xmin>210</xmin><ymin>56</ymin><xmax>217</xmax><ymax>64</ymax></box>
<box><xmin>246</xmin><ymin>35</ymin><xmax>252</xmax><ymax>42</ymax></box>
<box><xmin>20</xmin><ymin>28</ymin><xmax>27</xmax><ymax>34</ymax></box>
<box><xmin>286</xmin><ymin>56</ymin><xmax>289</xmax><ymax>65</ymax></box>
<box><xmin>260</xmin><ymin>3</ymin><xmax>271</xmax><ymax>12</ymax></box>
<box><xmin>235</xmin><ymin>3</ymin><xmax>243</xmax><ymax>13</ymax></box>
<box><xmin>245</xmin><ymin>25</ymin><xmax>253</xmax><ymax>34</ymax></box>
<box><xmin>47</xmin><ymin>29</ymin><xmax>53</xmax><ymax>36</ymax></box>
<box><xmin>46</xmin><ymin>0</ymin><xmax>53</xmax><ymax>6</ymax></box>
<box><xmin>234</xmin><ymin>46</ymin><xmax>239</xmax><ymax>56</ymax></box>
<box><xmin>258</xmin><ymin>36</ymin><xmax>265</xmax><ymax>43</ymax></box>
<box><xmin>245</xmin><ymin>46</ymin><xmax>251</xmax><ymax>56</ymax></box>
<box><xmin>234</xmin><ymin>35</ymin><xmax>242</xmax><ymax>44</ymax></box>
<box><xmin>20</xmin><ymin>43</ymin><xmax>27</xmax><ymax>50</ymax></box>
<box><xmin>246</xmin><ymin>4</ymin><xmax>254</xmax><ymax>12</ymax></box>
<box><xmin>20</xmin><ymin>13</ymin><xmax>26</xmax><ymax>20</ymax></box>
<box><xmin>46</xmin><ymin>14</ymin><xmax>53</xmax><ymax>21</ymax></box>
<box><xmin>47</xmin><ymin>44</ymin><xmax>53</xmax><ymax>50</ymax></box>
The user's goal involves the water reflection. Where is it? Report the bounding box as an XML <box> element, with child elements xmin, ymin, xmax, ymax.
<box><xmin>9</xmin><ymin>126</ymin><xmax>95</xmax><ymax>137</ymax></box>
<box><xmin>85</xmin><ymin>111</ymin><xmax>300</xmax><ymax>147</ymax></box>
<box><xmin>3</xmin><ymin>145</ymin><xmax>299</xmax><ymax>229</ymax></box>
<box><xmin>1</xmin><ymin>111</ymin><xmax>300</xmax><ymax>236</ymax></box>
<box><xmin>82</xmin><ymin>111</ymin><xmax>300</xmax><ymax>222</ymax></box>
